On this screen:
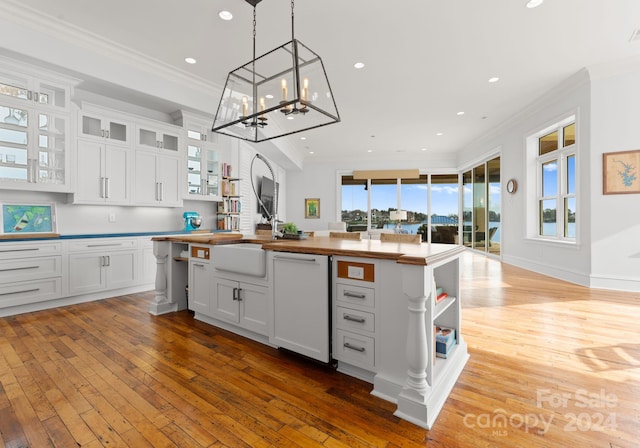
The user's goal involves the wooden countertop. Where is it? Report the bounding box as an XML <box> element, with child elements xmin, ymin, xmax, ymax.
<box><xmin>155</xmin><ymin>233</ymin><xmax>465</xmax><ymax>266</ymax></box>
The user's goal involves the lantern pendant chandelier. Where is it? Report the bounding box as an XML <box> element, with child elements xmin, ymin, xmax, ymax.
<box><xmin>212</xmin><ymin>0</ymin><xmax>340</xmax><ymax>143</ymax></box>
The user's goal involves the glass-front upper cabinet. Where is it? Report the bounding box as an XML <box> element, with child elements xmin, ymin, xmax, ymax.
<box><xmin>136</xmin><ymin>124</ymin><xmax>180</xmax><ymax>152</ymax></box>
<box><xmin>79</xmin><ymin>109</ymin><xmax>129</xmax><ymax>144</ymax></box>
<box><xmin>0</xmin><ymin>60</ymin><xmax>76</xmax><ymax>191</ymax></box>
<box><xmin>186</xmin><ymin>128</ymin><xmax>218</xmax><ymax>199</ymax></box>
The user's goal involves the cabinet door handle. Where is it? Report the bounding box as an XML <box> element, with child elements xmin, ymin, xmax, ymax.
<box><xmin>0</xmin><ymin>265</ymin><xmax>39</xmax><ymax>272</ymax></box>
<box><xmin>159</xmin><ymin>182</ymin><xmax>164</xmax><ymax>201</ymax></box>
<box><xmin>343</xmin><ymin>291</ymin><xmax>366</xmax><ymax>299</ymax></box>
<box><xmin>105</xmin><ymin>255</ymin><xmax>110</xmax><ymax>267</ymax></box>
<box><xmin>87</xmin><ymin>243</ymin><xmax>122</xmax><ymax>248</ymax></box>
<box><xmin>193</xmin><ymin>263</ymin><xmax>205</xmax><ymax>268</ymax></box>
<box><xmin>344</xmin><ymin>343</ymin><xmax>365</xmax><ymax>353</ymax></box>
<box><xmin>0</xmin><ymin>288</ymin><xmax>40</xmax><ymax>297</ymax></box>
<box><xmin>232</xmin><ymin>287</ymin><xmax>238</xmax><ymax>301</ymax></box>
<box><xmin>100</xmin><ymin>177</ymin><xmax>105</xmax><ymax>198</ymax></box>
<box><xmin>105</xmin><ymin>177</ymin><xmax>110</xmax><ymax>198</ymax></box>
<box><xmin>34</xmin><ymin>92</ymin><xmax>39</xmax><ymax>103</ymax></box>
<box><xmin>101</xmin><ymin>129</ymin><xmax>105</xmax><ymax>138</ymax></box>
<box><xmin>343</xmin><ymin>314</ymin><xmax>366</xmax><ymax>324</ymax></box>
<box><xmin>105</xmin><ymin>129</ymin><xmax>110</xmax><ymax>139</ymax></box>
<box><xmin>237</xmin><ymin>288</ymin><xmax>242</xmax><ymax>301</ymax></box>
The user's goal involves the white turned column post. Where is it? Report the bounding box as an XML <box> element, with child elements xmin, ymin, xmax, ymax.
<box><xmin>149</xmin><ymin>240</ymin><xmax>171</xmax><ymax>315</ymax></box>
<box><xmin>394</xmin><ymin>262</ymin><xmax>434</xmax><ymax>427</ymax></box>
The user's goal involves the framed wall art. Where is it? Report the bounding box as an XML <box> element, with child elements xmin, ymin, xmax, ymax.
<box><xmin>603</xmin><ymin>150</ymin><xmax>640</xmax><ymax>194</ymax></box>
<box><xmin>1</xmin><ymin>203</ymin><xmax>56</xmax><ymax>234</ymax></box>
<box><xmin>304</xmin><ymin>198</ymin><xmax>320</xmax><ymax>219</ymax></box>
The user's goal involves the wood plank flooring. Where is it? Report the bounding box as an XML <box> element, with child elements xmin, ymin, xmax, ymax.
<box><xmin>1</xmin><ymin>252</ymin><xmax>639</xmax><ymax>447</ymax></box>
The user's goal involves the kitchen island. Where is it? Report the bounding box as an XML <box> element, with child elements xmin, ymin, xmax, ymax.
<box><xmin>151</xmin><ymin>234</ymin><xmax>468</xmax><ymax>429</ymax></box>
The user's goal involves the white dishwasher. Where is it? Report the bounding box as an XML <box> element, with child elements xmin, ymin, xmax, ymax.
<box><xmin>270</xmin><ymin>252</ymin><xmax>330</xmax><ymax>362</ymax></box>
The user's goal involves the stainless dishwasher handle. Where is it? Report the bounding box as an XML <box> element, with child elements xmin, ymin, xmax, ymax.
<box><xmin>343</xmin><ymin>314</ymin><xmax>366</xmax><ymax>323</ymax></box>
<box><xmin>273</xmin><ymin>256</ymin><xmax>317</xmax><ymax>263</ymax></box>
<box><xmin>343</xmin><ymin>291</ymin><xmax>366</xmax><ymax>299</ymax></box>
<box><xmin>344</xmin><ymin>342</ymin><xmax>365</xmax><ymax>353</ymax></box>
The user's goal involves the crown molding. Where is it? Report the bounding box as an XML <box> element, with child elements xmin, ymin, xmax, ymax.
<box><xmin>0</xmin><ymin>0</ymin><xmax>218</xmax><ymax>96</ymax></box>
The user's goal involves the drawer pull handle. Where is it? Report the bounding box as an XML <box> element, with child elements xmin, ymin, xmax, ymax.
<box><xmin>87</xmin><ymin>243</ymin><xmax>123</xmax><ymax>248</ymax></box>
<box><xmin>343</xmin><ymin>291</ymin><xmax>366</xmax><ymax>299</ymax></box>
<box><xmin>274</xmin><ymin>256</ymin><xmax>317</xmax><ymax>263</ymax></box>
<box><xmin>0</xmin><ymin>266</ymin><xmax>39</xmax><ymax>272</ymax></box>
<box><xmin>343</xmin><ymin>314</ymin><xmax>366</xmax><ymax>323</ymax></box>
<box><xmin>344</xmin><ymin>342</ymin><xmax>365</xmax><ymax>353</ymax></box>
<box><xmin>0</xmin><ymin>248</ymin><xmax>39</xmax><ymax>253</ymax></box>
<box><xmin>0</xmin><ymin>288</ymin><xmax>40</xmax><ymax>297</ymax></box>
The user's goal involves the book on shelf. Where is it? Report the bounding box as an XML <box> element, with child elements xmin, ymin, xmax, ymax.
<box><xmin>436</xmin><ymin>292</ymin><xmax>448</xmax><ymax>303</ymax></box>
<box><xmin>222</xmin><ymin>163</ymin><xmax>232</xmax><ymax>178</ymax></box>
<box><xmin>435</xmin><ymin>326</ymin><xmax>456</xmax><ymax>357</ymax></box>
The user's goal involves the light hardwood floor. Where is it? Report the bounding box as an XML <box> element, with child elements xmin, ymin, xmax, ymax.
<box><xmin>0</xmin><ymin>253</ymin><xmax>638</xmax><ymax>447</ymax></box>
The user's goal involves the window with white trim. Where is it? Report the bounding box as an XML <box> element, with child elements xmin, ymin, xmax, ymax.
<box><xmin>529</xmin><ymin>117</ymin><xmax>576</xmax><ymax>241</ymax></box>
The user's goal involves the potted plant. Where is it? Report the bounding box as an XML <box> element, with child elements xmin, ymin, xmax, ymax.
<box><xmin>282</xmin><ymin>222</ymin><xmax>299</xmax><ymax>235</ymax></box>
<box><xmin>281</xmin><ymin>222</ymin><xmax>306</xmax><ymax>239</ymax></box>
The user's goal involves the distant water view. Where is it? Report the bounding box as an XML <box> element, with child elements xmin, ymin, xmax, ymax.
<box><xmin>383</xmin><ymin>221</ymin><xmax>575</xmax><ymax>240</ymax></box>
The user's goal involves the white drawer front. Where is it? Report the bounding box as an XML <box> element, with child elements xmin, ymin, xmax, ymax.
<box><xmin>335</xmin><ymin>329</ymin><xmax>375</xmax><ymax>368</ymax></box>
<box><xmin>67</xmin><ymin>238</ymin><xmax>137</xmax><ymax>252</ymax></box>
<box><xmin>0</xmin><ymin>242</ymin><xmax>62</xmax><ymax>260</ymax></box>
<box><xmin>336</xmin><ymin>283</ymin><xmax>375</xmax><ymax>308</ymax></box>
<box><xmin>336</xmin><ymin>306</ymin><xmax>375</xmax><ymax>333</ymax></box>
<box><xmin>0</xmin><ymin>278</ymin><xmax>62</xmax><ymax>308</ymax></box>
<box><xmin>0</xmin><ymin>256</ymin><xmax>62</xmax><ymax>284</ymax></box>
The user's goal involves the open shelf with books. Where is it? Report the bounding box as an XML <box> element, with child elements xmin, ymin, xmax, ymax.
<box><xmin>217</xmin><ymin>164</ymin><xmax>241</xmax><ymax>231</ymax></box>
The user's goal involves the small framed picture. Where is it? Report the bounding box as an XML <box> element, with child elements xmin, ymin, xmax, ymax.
<box><xmin>304</xmin><ymin>198</ymin><xmax>320</xmax><ymax>219</ymax></box>
<box><xmin>603</xmin><ymin>150</ymin><xmax>640</xmax><ymax>194</ymax></box>
<box><xmin>1</xmin><ymin>203</ymin><xmax>56</xmax><ymax>234</ymax></box>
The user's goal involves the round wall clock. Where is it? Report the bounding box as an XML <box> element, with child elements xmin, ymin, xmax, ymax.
<box><xmin>506</xmin><ymin>178</ymin><xmax>517</xmax><ymax>194</ymax></box>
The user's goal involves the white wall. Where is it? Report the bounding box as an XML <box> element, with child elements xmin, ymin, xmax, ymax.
<box><xmin>457</xmin><ymin>70</ymin><xmax>593</xmax><ymax>286</ymax></box>
<box><xmin>589</xmin><ymin>65</ymin><xmax>640</xmax><ymax>291</ymax></box>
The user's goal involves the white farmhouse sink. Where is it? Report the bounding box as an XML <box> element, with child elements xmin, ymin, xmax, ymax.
<box><xmin>212</xmin><ymin>243</ymin><xmax>266</xmax><ymax>277</ymax></box>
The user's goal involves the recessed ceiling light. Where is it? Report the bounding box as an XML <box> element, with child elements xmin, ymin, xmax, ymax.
<box><xmin>367</xmin><ymin>149</ymin><xmax>373</xmax><ymax>153</ymax></box>
<box><xmin>287</xmin><ymin>116</ymin><xmax>294</xmax><ymax>120</ymax></box>
<box><xmin>300</xmin><ymin>137</ymin><xmax>306</xmax><ymax>140</ymax></box>
<box><xmin>354</xmin><ymin>62</ymin><xmax>365</xmax><ymax>69</ymax></box>
<box><xmin>525</xmin><ymin>0</ymin><xmax>543</xmax><ymax>8</ymax></box>
<box><xmin>436</xmin><ymin>132</ymin><xmax>443</xmax><ymax>136</ymax></box>
<box><xmin>488</xmin><ymin>77</ymin><xmax>500</xmax><ymax>83</ymax></box>
<box><xmin>219</xmin><ymin>10</ymin><xmax>233</xmax><ymax>20</ymax></box>
<box><xmin>421</xmin><ymin>148</ymin><xmax>427</xmax><ymax>151</ymax></box>
<box><xmin>265</xmin><ymin>94</ymin><xmax>274</xmax><ymax>99</ymax></box>
<box><xmin>457</xmin><ymin>111</ymin><xmax>465</xmax><ymax>116</ymax></box>
<box><xmin>309</xmin><ymin>151</ymin><xmax>314</xmax><ymax>154</ymax></box>
<box><xmin>185</xmin><ymin>57</ymin><xmax>197</xmax><ymax>64</ymax></box>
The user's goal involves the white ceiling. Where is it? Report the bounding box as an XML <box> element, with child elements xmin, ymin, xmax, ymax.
<box><xmin>9</xmin><ymin>0</ymin><xmax>640</xmax><ymax>163</ymax></box>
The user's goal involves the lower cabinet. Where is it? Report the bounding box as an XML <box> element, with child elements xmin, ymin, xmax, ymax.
<box><xmin>67</xmin><ymin>239</ymin><xmax>138</xmax><ymax>296</ymax></box>
<box><xmin>189</xmin><ymin>258</ymin><xmax>211</xmax><ymax>315</ymax></box>
<box><xmin>0</xmin><ymin>242</ymin><xmax>63</xmax><ymax>311</ymax></box>
<box><xmin>211</xmin><ymin>276</ymin><xmax>268</xmax><ymax>336</ymax></box>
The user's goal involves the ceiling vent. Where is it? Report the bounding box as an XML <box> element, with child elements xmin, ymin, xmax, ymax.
<box><xmin>629</xmin><ymin>29</ymin><xmax>640</xmax><ymax>42</ymax></box>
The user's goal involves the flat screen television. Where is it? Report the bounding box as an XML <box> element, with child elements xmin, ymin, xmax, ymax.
<box><xmin>258</xmin><ymin>175</ymin><xmax>278</xmax><ymax>219</ymax></box>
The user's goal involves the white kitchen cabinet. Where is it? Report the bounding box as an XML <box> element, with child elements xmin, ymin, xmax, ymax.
<box><xmin>183</xmin><ymin>117</ymin><xmax>219</xmax><ymax>200</ymax></box>
<box><xmin>74</xmin><ymin>139</ymin><xmax>131</xmax><ymax>205</ymax></box>
<box><xmin>188</xmin><ymin>244</ymin><xmax>211</xmax><ymax>315</ymax></box>
<box><xmin>136</xmin><ymin>123</ymin><xmax>179</xmax><ymax>152</ymax></box>
<box><xmin>67</xmin><ymin>239</ymin><xmax>138</xmax><ymax>296</ymax></box>
<box><xmin>0</xmin><ymin>65</ymin><xmax>73</xmax><ymax>192</ymax></box>
<box><xmin>270</xmin><ymin>252</ymin><xmax>330</xmax><ymax>362</ymax></box>
<box><xmin>0</xmin><ymin>241</ymin><xmax>63</xmax><ymax>312</ymax></box>
<box><xmin>79</xmin><ymin>108</ymin><xmax>130</xmax><ymax>144</ymax></box>
<box><xmin>211</xmin><ymin>276</ymin><xmax>268</xmax><ymax>336</ymax></box>
<box><xmin>333</xmin><ymin>258</ymin><xmax>379</xmax><ymax>371</ymax></box>
<box><xmin>139</xmin><ymin>237</ymin><xmax>157</xmax><ymax>285</ymax></box>
<box><xmin>133</xmin><ymin>150</ymin><xmax>181</xmax><ymax>207</ymax></box>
